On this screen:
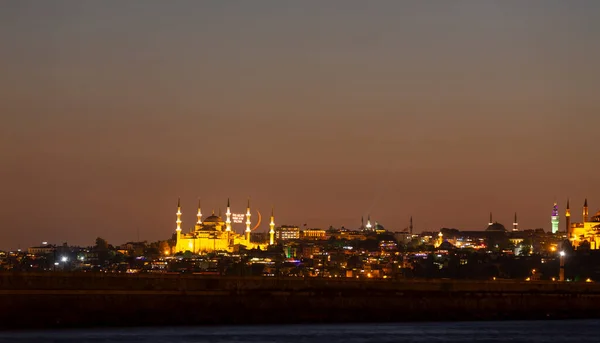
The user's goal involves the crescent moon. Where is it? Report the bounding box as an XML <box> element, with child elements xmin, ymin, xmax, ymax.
<box><xmin>252</xmin><ymin>210</ymin><xmax>262</xmax><ymax>231</ymax></box>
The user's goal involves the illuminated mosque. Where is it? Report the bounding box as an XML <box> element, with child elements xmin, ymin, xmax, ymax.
<box><xmin>173</xmin><ymin>198</ymin><xmax>273</xmax><ymax>254</ymax></box>
<box><xmin>567</xmin><ymin>199</ymin><xmax>600</xmax><ymax>249</ymax></box>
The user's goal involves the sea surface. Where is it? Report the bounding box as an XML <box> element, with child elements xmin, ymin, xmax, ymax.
<box><xmin>0</xmin><ymin>320</ymin><xmax>597</xmax><ymax>343</ymax></box>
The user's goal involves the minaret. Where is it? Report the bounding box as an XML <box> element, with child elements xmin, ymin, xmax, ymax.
<box><xmin>225</xmin><ymin>198</ymin><xmax>232</xmax><ymax>232</ymax></box>
<box><xmin>551</xmin><ymin>202</ymin><xmax>559</xmax><ymax>234</ymax></box>
<box><xmin>361</xmin><ymin>216</ymin><xmax>364</xmax><ymax>229</ymax></box>
<box><xmin>513</xmin><ymin>212</ymin><xmax>518</xmax><ymax>232</ymax></box>
<box><xmin>196</xmin><ymin>199</ymin><xmax>202</xmax><ymax>225</ymax></box>
<box><xmin>566</xmin><ymin>199</ymin><xmax>571</xmax><ymax>236</ymax></box>
<box><xmin>583</xmin><ymin>198</ymin><xmax>589</xmax><ymax>222</ymax></box>
<box><xmin>245</xmin><ymin>198</ymin><xmax>252</xmax><ymax>242</ymax></box>
<box><xmin>269</xmin><ymin>207</ymin><xmax>275</xmax><ymax>245</ymax></box>
<box><xmin>366</xmin><ymin>215</ymin><xmax>372</xmax><ymax>230</ymax></box>
<box><xmin>175</xmin><ymin>198</ymin><xmax>182</xmax><ymax>240</ymax></box>
<box><xmin>410</xmin><ymin>216</ymin><xmax>413</xmax><ymax>235</ymax></box>
<box><xmin>489</xmin><ymin>212</ymin><xmax>493</xmax><ymax>226</ymax></box>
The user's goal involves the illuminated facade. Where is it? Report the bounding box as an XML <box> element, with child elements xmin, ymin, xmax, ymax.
<box><xmin>174</xmin><ymin>198</ymin><xmax>268</xmax><ymax>254</ymax></box>
<box><xmin>434</xmin><ymin>231</ymin><xmax>443</xmax><ymax>248</ymax></box>
<box><xmin>568</xmin><ymin>199</ymin><xmax>600</xmax><ymax>249</ymax></box>
<box><xmin>302</xmin><ymin>229</ymin><xmax>327</xmax><ymax>240</ymax></box>
<box><xmin>275</xmin><ymin>226</ymin><xmax>300</xmax><ymax>241</ymax></box>
<box><xmin>551</xmin><ymin>203</ymin><xmax>559</xmax><ymax>234</ymax></box>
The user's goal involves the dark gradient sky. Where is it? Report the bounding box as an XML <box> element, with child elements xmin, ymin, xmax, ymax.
<box><xmin>1</xmin><ymin>1</ymin><xmax>600</xmax><ymax>249</ymax></box>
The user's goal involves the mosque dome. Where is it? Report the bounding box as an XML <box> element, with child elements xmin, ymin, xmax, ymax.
<box><xmin>591</xmin><ymin>211</ymin><xmax>600</xmax><ymax>222</ymax></box>
<box><xmin>203</xmin><ymin>215</ymin><xmax>224</xmax><ymax>224</ymax></box>
<box><xmin>486</xmin><ymin>222</ymin><xmax>507</xmax><ymax>232</ymax></box>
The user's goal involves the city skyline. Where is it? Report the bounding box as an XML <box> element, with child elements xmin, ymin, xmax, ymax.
<box><xmin>1</xmin><ymin>1</ymin><xmax>600</xmax><ymax>249</ymax></box>
<box><xmin>1</xmin><ymin>196</ymin><xmax>594</xmax><ymax>250</ymax></box>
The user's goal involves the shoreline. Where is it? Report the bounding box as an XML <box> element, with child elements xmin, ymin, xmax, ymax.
<box><xmin>3</xmin><ymin>273</ymin><xmax>600</xmax><ymax>331</ymax></box>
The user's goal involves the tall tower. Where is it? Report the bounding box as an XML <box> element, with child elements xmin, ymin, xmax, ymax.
<box><xmin>513</xmin><ymin>212</ymin><xmax>518</xmax><ymax>232</ymax></box>
<box><xmin>175</xmin><ymin>198</ymin><xmax>182</xmax><ymax>240</ymax></box>
<box><xmin>269</xmin><ymin>207</ymin><xmax>275</xmax><ymax>245</ymax></box>
<box><xmin>583</xmin><ymin>198</ymin><xmax>589</xmax><ymax>222</ymax></box>
<box><xmin>366</xmin><ymin>215</ymin><xmax>372</xmax><ymax>230</ymax></box>
<box><xmin>225</xmin><ymin>198</ymin><xmax>232</xmax><ymax>232</ymax></box>
<box><xmin>566</xmin><ymin>199</ymin><xmax>571</xmax><ymax>236</ymax></box>
<box><xmin>245</xmin><ymin>198</ymin><xmax>252</xmax><ymax>242</ymax></box>
<box><xmin>489</xmin><ymin>212</ymin><xmax>493</xmax><ymax>226</ymax></box>
<box><xmin>196</xmin><ymin>199</ymin><xmax>202</xmax><ymax>225</ymax></box>
<box><xmin>361</xmin><ymin>216</ymin><xmax>364</xmax><ymax>229</ymax></box>
<box><xmin>436</xmin><ymin>231</ymin><xmax>443</xmax><ymax>248</ymax></box>
<box><xmin>551</xmin><ymin>202</ymin><xmax>559</xmax><ymax>234</ymax></box>
<box><xmin>410</xmin><ymin>216</ymin><xmax>413</xmax><ymax>235</ymax></box>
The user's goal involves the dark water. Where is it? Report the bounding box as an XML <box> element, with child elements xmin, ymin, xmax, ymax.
<box><xmin>0</xmin><ymin>320</ymin><xmax>597</xmax><ymax>343</ymax></box>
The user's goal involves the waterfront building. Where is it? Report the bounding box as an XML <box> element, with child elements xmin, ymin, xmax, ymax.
<box><xmin>568</xmin><ymin>199</ymin><xmax>600</xmax><ymax>249</ymax></box>
<box><xmin>173</xmin><ymin>198</ymin><xmax>268</xmax><ymax>254</ymax></box>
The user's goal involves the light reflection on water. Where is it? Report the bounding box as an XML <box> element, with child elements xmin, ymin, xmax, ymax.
<box><xmin>0</xmin><ymin>320</ymin><xmax>597</xmax><ymax>343</ymax></box>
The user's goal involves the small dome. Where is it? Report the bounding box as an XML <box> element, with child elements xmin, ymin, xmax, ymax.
<box><xmin>591</xmin><ymin>211</ymin><xmax>600</xmax><ymax>222</ymax></box>
<box><xmin>203</xmin><ymin>215</ymin><xmax>223</xmax><ymax>223</ymax></box>
<box><xmin>486</xmin><ymin>222</ymin><xmax>507</xmax><ymax>232</ymax></box>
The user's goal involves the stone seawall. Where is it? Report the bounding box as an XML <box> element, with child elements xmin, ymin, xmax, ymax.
<box><xmin>2</xmin><ymin>273</ymin><xmax>600</xmax><ymax>329</ymax></box>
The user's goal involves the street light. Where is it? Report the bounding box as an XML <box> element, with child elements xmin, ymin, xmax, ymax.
<box><xmin>61</xmin><ymin>256</ymin><xmax>68</xmax><ymax>263</ymax></box>
<box><xmin>559</xmin><ymin>251</ymin><xmax>566</xmax><ymax>281</ymax></box>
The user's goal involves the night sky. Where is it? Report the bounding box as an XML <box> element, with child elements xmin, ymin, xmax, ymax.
<box><xmin>1</xmin><ymin>1</ymin><xmax>599</xmax><ymax>250</ymax></box>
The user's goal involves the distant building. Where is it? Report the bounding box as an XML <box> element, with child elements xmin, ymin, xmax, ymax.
<box><xmin>329</xmin><ymin>229</ymin><xmax>367</xmax><ymax>241</ymax></box>
<box><xmin>28</xmin><ymin>243</ymin><xmax>55</xmax><ymax>255</ymax></box>
<box><xmin>301</xmin><ymin>244</ymin><xmax>320</xmax><ymax>258</ymax></box>
<box><xmin>302</xmin><ymin>229</ymin><xmax>326</xmax><ymax>240</ymax></box>
<box><xmin>394</xmin><ymin>232</ymin><xmax>413</xmax><ymax>244</ymax></box>
<box><xmin>275</xmin><ymin>226</ymin><xmax>300</xmax><ymax>241</ymax></box>
<box><xmin>117</xmin><ymin>241</ymin><xmax>147</xmax><ymax>256</ymax></box>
